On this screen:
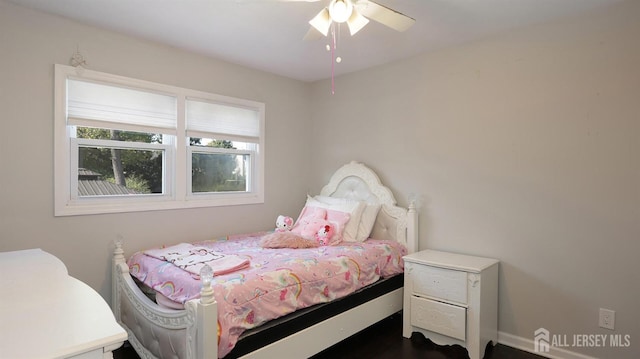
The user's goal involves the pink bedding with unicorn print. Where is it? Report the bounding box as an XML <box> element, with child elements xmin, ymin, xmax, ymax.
<box><xmin>127</xmin><ymin>231</ymin><xmax>407</xmax><ymax>358</ymax></box>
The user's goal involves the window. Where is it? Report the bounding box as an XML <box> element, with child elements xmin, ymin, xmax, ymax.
<box><xmin>54</xmin><ymin>64</ymin><xmax>264</xmax><ymax>216</ymax></box>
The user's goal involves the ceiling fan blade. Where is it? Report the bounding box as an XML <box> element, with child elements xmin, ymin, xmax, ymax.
<box><xmin>303</xmin><ymin>26</ymin><xmax>325</xmax><ymax>40</ymax></box>
<box><xmin>309</xmin><ymin>7</ymin><xmax>332</xmax><ymax>36</ymax></box>
<box><xmin>355</xmin><ymin>0</ymin><xmax>415</xmax><ymax>32</ymax></box>
<box><xmin>235</xmin><ymin>0</ymin><xmax>321</xmax><ymax>2</ymax></box>
<box><xmin>346</xmin><ymin>8</ymin><xmax>370</xmax><ymax>36</ymax></box>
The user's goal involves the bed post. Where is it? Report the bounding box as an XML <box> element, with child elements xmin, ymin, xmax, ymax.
<box><xmin>112</xmin><ymin>240</ymin><xmax>125</xmax><ymax>320</ymax></box>
<box><xmin>196</xmin><ymin>265</ymin><xmax>218</xmax><ymax>359</ymax></box>
<box><xmin>407</xmin><ymin>200</ymin><xmax>419</xmax><ymax>253</ymax></box>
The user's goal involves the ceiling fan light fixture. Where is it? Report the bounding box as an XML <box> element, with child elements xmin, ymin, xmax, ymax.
<box><xmin>329</xmin><ymin>0</ymin><xmax>353</xmax><ymax>23</ymax></box>
<box><xmin>309</xmin><ymin>7</ymin><xmax>331</xmax><ymax>36</ymax></box>
<box><xmin>346</xmin><ymin>9</ymin><xmax>369</xmax><ymax>35</ymax></box>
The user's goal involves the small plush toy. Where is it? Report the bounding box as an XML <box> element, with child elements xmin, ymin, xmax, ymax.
<box><xmin>315</xmin><ymin>224</ymin><xmax>334</xmax><ymax>246</ymax></box>
<box><xmin>275</xmin><ymin>215</ymin><xmax>293</xmax><ymax>232</ymax></box>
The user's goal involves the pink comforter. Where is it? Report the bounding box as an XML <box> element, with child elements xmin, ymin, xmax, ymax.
<box><xmin>128</xmin><ymin>232</ymin><xmax>407</xmax><ymax>358</ymax></box>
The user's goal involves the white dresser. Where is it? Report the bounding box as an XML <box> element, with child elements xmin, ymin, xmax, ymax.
<box><xmin>0</xmin><ymin>249</ymin><xmax>127</xmax><ymax>359</ymax></box>
<box><xmin>402</xmin><ymin>250</ymin><xmax>499</xmax><ymax>359</ymax></box>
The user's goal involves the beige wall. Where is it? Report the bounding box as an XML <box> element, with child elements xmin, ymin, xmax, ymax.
<box><xmin>309</xmin><ymin>1</ymin><xmax>639</xmax><ymax>358</ymax></box>
<box><xmin>0</xmin><ymin>1</ymin><xmax>312</xmax><ymax>298</ymax></box>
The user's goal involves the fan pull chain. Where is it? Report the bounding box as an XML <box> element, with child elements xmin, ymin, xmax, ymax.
<box><xmin>331</xmin><ymin>24</ymin><xmax>336</xmax><ymax>94</ymax></box>
<box><xmin>329</xmin><ymin>24</ymin><xmax>343</xmax><ymax>95</ymax></box>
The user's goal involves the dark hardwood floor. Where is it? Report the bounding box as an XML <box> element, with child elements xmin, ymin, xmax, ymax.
<box><xmin>114</xmin><ymin>312</ymin><xmax>544</xmax><ymax>359</ymax></box>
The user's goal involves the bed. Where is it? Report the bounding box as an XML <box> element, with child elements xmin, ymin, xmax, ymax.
<box><xmin>112</xmin><ymin>161</ymin><xmax>419</xmax><ymax>359</ymax></box>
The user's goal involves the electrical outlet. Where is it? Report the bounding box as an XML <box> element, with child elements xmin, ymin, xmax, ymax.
<box><xmin>599</xmin><ymin>308</ymin><xmax>615</xmax><ymax>330</ymax></box>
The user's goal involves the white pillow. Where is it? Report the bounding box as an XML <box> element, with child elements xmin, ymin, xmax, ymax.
<box><xmin>355</xmin><ymin>203</ymin><xmax>382</xmax><ymax>241</ymax></box>
<box><xmin>306</xmin><ymin>195</ymin><xmax>365</xmax><ymax>242</ymax></box>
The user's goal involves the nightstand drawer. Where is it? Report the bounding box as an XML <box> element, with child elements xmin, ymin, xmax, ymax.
<box><xmin>408</xmin><ymin>264</ymin><xmax>467</xmax><ymax>304</ymax></box>
<box><xmin>410</xmin><ymin>296</ymin><xmax>466</xmax><ymax>341</ymax></box>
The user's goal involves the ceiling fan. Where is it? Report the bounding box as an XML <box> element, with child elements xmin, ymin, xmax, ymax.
<box><xmin>269</xmin><ymin>0</ymin><xmax>414</xmax><ymax>93</ymax></box>
<box><xmin>281</xmin><ymin>0</ymin><xmax>415</xmax><ymax>38</ymax></box>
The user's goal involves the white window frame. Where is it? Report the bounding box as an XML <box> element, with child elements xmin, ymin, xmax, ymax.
<box><xmin>54</xmin><ymin>64</ymin><xmax>265</xmax><ymax>216</ymax></box>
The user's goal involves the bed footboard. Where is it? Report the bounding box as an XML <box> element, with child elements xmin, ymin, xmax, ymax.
<box><xmin>112</xmin><ymin>241</ymin><xmax>218</xmax><ymax>359</ymax></box>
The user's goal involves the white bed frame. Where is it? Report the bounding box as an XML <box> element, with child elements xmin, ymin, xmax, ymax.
<box><xmin>112</xmin><ymin>161</ymin><xmax>419</xmax><ymax>359</ymax></box>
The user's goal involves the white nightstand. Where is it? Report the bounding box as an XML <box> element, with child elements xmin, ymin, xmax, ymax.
<box><xmin>402</xmin><ymin>250</ymin><xmax>499</xmax><ymax>359</ymax></box>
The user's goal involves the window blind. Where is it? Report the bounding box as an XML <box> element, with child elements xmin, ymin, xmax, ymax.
<box><xmin>67</xmin><ymin>79</ymin><xmax>177</xmax><ymax>134</ymax></box>
<box><xmin>186</xmin><ymin>99</ymin><xmax>260</xmax><ymax>142</ymax></box>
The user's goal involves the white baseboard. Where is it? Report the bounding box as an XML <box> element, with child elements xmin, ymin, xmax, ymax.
<box><xmin>498</xmin><ymin>331</ymin><xmax>598</xmax><ymax>359</ymax></box>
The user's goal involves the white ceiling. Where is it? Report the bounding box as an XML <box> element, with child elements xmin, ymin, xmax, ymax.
<box><xmin>8</xmin><ymin>0</ymin><xmax>624</xmax><ymax>82</ymax></box>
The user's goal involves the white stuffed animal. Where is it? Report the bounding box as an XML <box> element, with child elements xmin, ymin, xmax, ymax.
<box><xmin>275</xmin><ymin>215</ymin><xmax>293</xmax><ymax>232</ymax></box>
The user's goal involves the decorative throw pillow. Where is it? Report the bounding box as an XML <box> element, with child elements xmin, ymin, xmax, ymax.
<box><xmin>306</xmin><ymin>195</ymin><xmax>365</xmax><ymax>242</ymax></box>
<box><xmin>291</xmin><ymin>205</ymin><xmax>350</xmax><ymax>245</ymax></box>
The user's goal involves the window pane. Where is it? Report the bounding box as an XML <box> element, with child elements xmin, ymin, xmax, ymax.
<box><xmin>189</xmin><ymin>137</ymin><xmax>254</xmax><ymax>150</ymax></box>
<box><xmin>192</xmin><ymin>152</ymin><xmax>249</xmax><ymax>193</ymax></box>
<box><xmin>78</xmin><ymin>146</ymin><xmax>164</xmax><ymax>196</ymax></box>
<box><xmin>76</xmin><ymin>127</ymin><xmax>164</xmax><ymax>143</ymax></box>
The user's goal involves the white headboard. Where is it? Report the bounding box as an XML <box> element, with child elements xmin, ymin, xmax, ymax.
<box><xmin>319</xmin><ymin>161</ymin><xmax>419</xmax><ymax>253</ymax></box>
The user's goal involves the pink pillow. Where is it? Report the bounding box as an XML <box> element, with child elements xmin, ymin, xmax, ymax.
<box><xmin>291</xmin><ymin>206</ymin><xmax>350</xmax><ymax>245</ymax></box>
<box><xmin>306</xmin><ymin>195</ymin><xmax>365</xmax><ymax>242</ymax></box>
